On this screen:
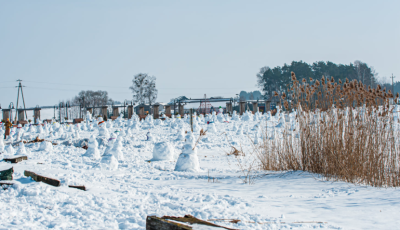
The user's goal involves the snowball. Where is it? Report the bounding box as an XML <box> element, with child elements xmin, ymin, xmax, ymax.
<box><xmin>39</xmin><ymin>141</ymin><xmax>53</xmax><ymax>152</ymax></box>
<box><xmin>151</xmin><ymin>142</ymin><xmax>175</xmax><ymax>161</ymax></box>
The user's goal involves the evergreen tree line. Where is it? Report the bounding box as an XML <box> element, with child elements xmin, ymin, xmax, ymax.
<box><xmin>257</xmin><ymin>60</ymin><xmax>383</xmax><ymax>98</ymax></box>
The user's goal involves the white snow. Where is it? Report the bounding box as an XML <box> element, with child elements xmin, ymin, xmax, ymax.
<box><xmin>175</xmin><ymin>133</ymin><xmax>201</xmax><ymax>172</ymax></box>
<box><xmin>0</xmin><ymin>110</ymin><xmax>399</xmax><ymax>230</ymax></box>
<box><xmin>151</xmin><ymin>141</ymin><xmax>175</xmax><ymax>161</ymax></box>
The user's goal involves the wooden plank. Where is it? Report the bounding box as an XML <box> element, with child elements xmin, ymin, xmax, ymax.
<box><xmin>68</xmin><ymin>185</ymin><xmax>86</xmax><ymax>191</ymax></box>
<box><xmin>3</xmin><ymin>156</ymin><xmax>28</xmax><ymax>164</ymax></box>
<box><xmin>24</xmin><ymin>170</ymin><xmax>61</xmax><ymax>187</ymax></box>
<box><xmin>163</xmin><ymin>215</ymin><xmax>237</xmax><ymax>230</ymax></box>
<box><xmin>146</xmin><ymin>216</ymin><xmax>192</xmax><ymax>230</ymax></box>
<box><xmin>0</xmin><ymin>167</ymin><xmax>13</xmax><ymax>180</ymax></box>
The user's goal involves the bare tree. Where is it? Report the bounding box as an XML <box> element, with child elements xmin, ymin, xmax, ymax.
<box><xmin>130</xmin><ymin>73</ymin><xmax>148</xmax><ymax>105</ymax></box>
<box><xmin>129</xmin><ymin>73</ymin><xmax>158</xmax><ymax>105</ymax></box>
<box><xmin>72</xmin><ymin>90</ymin><xmax>112</xmax><ymax>107</ymax></box>
<box><xmin>144</xmin><ymin>76</ymin><xmax>158</xmax><ymax>105</ymax></box>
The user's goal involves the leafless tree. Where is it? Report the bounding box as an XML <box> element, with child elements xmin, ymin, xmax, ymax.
<box><xmin>72</xmin><ymin>90</ymin><xmax>113</xmax><ymax>108</ymax></box>
<box><xmin>129</xmin><ymin>73</ymin><xmax>158</xmax><ymax>105</ymax></box>
<box><xmin>144</xmin><ymin>76</ymin><xmax>158</xmax><ymax>105</ymax></box>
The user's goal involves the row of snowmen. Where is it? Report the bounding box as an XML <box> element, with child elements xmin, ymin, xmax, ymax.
<box><xmin>83</xmin><ymin>125</ymin><xmax>200</xmax><ymax>172</ymax></box>
<box><xmin>81</xmin><ymin>110</ymin><xmax>202</xmax><ymax>172</ymax></box>
<box><xmin>0</xmin><ymin>129</ymin><xmax>54</xmax><ymax>157</ymax></box>
<box><xmin>0</xmin><ymin>108</ymin><xmax>284</xmax><ymax>171</ymax></box>
<box><xmin>79</xmin><ymin>109</ymin><xmax>272</xmax><ymax>172</ymax></box>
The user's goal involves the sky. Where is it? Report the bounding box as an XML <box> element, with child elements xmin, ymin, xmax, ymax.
<box><xmin>0</xmin><ymin>0</ymin><xmax>399</xmax><ymax>109</ymax></box>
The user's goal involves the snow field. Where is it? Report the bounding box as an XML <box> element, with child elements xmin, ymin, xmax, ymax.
<box><xmin>0</xmin><ymin>111</ymin><xmax>399</xmax><ymax>229</ymax></box>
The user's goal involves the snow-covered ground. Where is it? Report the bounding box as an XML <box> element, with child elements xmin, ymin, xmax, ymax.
<box><xmin>0</xmin><ymin>111</ymin><xmax>399</xmax><ymax>230</ymax></box>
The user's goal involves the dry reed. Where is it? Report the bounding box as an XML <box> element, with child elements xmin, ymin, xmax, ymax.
<box><xmin>258</xmin><ymin>72</ymin><xmax>400</xmax><ymax>187</ymax></box>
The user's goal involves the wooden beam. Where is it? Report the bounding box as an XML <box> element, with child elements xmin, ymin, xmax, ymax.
<box><xmin>146</xmin><ymin>216</ymin><xmax>192</xmax><ymax>230</ymax></box>
<box><xmin>162</xmin><ymin>215</ymin><xmax>237</xmax><ymax>230</ymax></box>
<box><xmin>24</xmin><ymin>170</ymin><xmax>61</xmax><ymax>187</ymax></box>
<box><xmin>3</xmin><ymin>156</ymin><xmax>28</xmax><ymax>164</ymax></box>
<box><xmin>146</xmin><ymin>215</ymin><xmax>237</xmax><ymax>230</ymax></box>
<box><xmin>68</xmin><ymin>185</ymin><xmax>86</xmax><ymax>191</ymax></box>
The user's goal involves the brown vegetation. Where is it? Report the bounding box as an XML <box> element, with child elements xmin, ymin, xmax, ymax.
<box><xmin>259</xmin><ymin>72</ymin><xmax>400</xmax><ymax>187</ymax></box>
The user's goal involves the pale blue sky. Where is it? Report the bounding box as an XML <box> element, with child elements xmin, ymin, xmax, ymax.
<box><xmin>1</xmin><ymin>0</ymin><xmax>399</xmax><ymax>108</ymax></box>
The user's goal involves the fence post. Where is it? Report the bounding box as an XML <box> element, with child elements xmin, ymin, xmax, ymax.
<box><xmin>165</xmin><ymin>105</ymin><xmax>171</xmax><ymax>117</ymax></box>
<box><xmin>239</xmin><ymin>101</ymin><xmax>246</xmax><ymax>115</ymax></box>
<box><xmin>34</xmin><ymin>108</ymin><xmax>41</xmax><ymax>124</ymax></box>
<box><xmin>153</xmin><ymin>104</ymin><xmax>160</xmax><ymax>119</ymax></box>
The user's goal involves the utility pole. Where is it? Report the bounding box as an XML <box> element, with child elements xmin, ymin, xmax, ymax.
<box><xmin>14</xmin><ymin>79</ymin><xmax>28</xmax><ymax>122</ymax></box>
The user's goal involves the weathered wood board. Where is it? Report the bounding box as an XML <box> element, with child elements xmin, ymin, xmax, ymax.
<box><xmin>3</xmin><ymin>156</ymin><xmax>28</xmax><ymax>163</ymax></box>
<box><xmin>146</xmin><ymin>216</ymin><xmax>192</xmax><ymax>230</ymax></box>
<box><xmin>68</xmin><ymin>185</ymin><xmax>86</xmax><ymax>191</ymax></box>
<box><xmin>24</xmin><ymin>170</ymin><xmax>61</xmax><ymax>187</ymax></box>
<box><xmin>146</xmin><ymin>215</ymin><xmax>237</xmax><ymax>230</ymax></box>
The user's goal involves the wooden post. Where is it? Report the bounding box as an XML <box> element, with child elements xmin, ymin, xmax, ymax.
<box><xmin>265</xmin><ymin>101</ymin><xmax>271</xmax><ymax>113</ymax></box>
<box><xmin>252</xmin><ymin>102</ymin><xmax>258</xmax><ymax>114</ymax></box>
<box><xmin>128</xmin><ymin>105</ymin><xmax>133</xmax><ymax>119</ymax></box>
<box><xmin>239</xmin><ymin>101</ymin><xmax>246</xmax><ymax>115</ymax></box>
<box><xmin>153</xmin><ymin>104</ymin><xmax>160</xmax><ymax>119</ymax></box>
<box><xmin>34</xmin><ymin>108</ymin><xmax>41</xmax><ymax>123</ymax></box>
<box><xmin>179</xmin><ymin>104</ymin><xmax>184</xmax><ymax>117</ymax></box>
<box><xmin>18</xmin><ymin>109</ymin><xmax>25</xmax><ymax>121</ymax></box>
<box><xmin>2</xmin><ymin>109</ymin><xmax>10</xmax><ymax>121</ymax></box>
<box><xmin>101</xmin><ymin>106</ymin><xmax>108</xmax><ymax>118</ymax></box>
<box><xmin>165</xmin><ymin>105</ymin><xmax>171</xmax><ymax>117</ymax></box>
<box><xmin>112</xmin><ymin>107</ymin><xmax>119</xmax><ymax>117</ymax></box>
<box><xmin>226</xmin><ymin>102</ymin><xmax>232</xmax><ymax>114</ymax></box>
<box><xmin>139</xmin><ymin>106</ymin><xmax>145</xmax><ymax>116</ymax></box>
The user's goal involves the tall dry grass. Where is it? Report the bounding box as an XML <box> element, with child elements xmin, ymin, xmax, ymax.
<box><xmin>258</xmin><ymin>72</ymin><xmax>400</xmax><ymax>187</ymax></box>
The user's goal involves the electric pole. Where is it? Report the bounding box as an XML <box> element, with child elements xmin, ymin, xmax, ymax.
<box><xmin>15</xmin><ymin>79</ymin><xmax>28</xmax><ymax>122</ymax></box>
